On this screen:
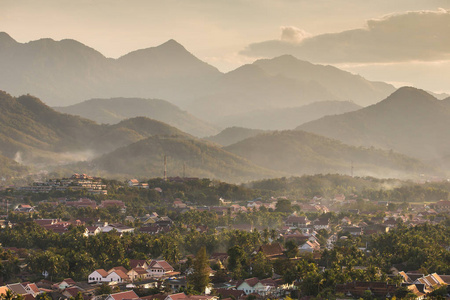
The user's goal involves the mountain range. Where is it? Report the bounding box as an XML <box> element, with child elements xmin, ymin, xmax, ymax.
<box><xmin>0</xmin><ymin>91</ymin><xmax>189</xmax><ymax>164</ymax></box>
<box><xmin>297</xmin><ymin>87</ymin><xmax>450</xmax><ymax>161</ymax></box>
<box><xmin>0</xmin><ymin>33</ymin><xmax>220</xmax><ymax>107</ymax></box>
<box><xmin>1</xmin><ymin>89</ymin><xmax>440</xmax><ymax>181</ymax></box>
<box><xmin>54</xmin><ymin>97</ymin><xmax>219</xmax><ymax>137</ymax></box>
<box><xmin>1</xmin><ymin>32</ymin><xmax>395</xmax><ymax>117</ymax></box>
<box><xmin>206</xmin><ymin>127</ymin><xmax>268</xmax><ymax>147</ymax></box>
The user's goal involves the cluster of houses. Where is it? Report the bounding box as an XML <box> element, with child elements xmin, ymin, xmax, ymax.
<box><xmin>13</xmin><ymin>198</ymin><xmax>127</xmax><ymax>217</ymax></box>
<box><xmin>17</xmin><ymin>174</ymin><xmax>107</xmax><ymax>195</ymax></box>
<box><xmin>1</xmin><ymin>255</ymin><xmax>448</xmax><ymax>300</ymax></box>
<box><xmin>336</xmin><ymin>272</ymin><xmax>450</xmax><ymax>299</ymax></box>
<box><xmin>88</xmin><ymin>260</ymin><xmax>176</xmax><ymax>284</ymax></box>
<box><xmin>33</xmin><ymin>218</ymin><xmax>134</xmax><ymax>236</ymax></box>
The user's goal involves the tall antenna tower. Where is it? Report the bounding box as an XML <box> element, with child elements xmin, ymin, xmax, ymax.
<box><xmin>164</xmin><ymin>155</ymin><xmax>167</xmax><ymax>181</ymax></box>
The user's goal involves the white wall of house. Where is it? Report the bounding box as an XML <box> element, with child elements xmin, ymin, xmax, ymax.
<box><xmin>148</xmin><ymin>267</ymin><xmax>166</xmax><ymax>277</ymax></box>
<box><xmin>106</xmin><ymin>271</ymin><xmax>125</xmax><ymax>283</ymax></box>
<box><xmin>88</xmin><ymin>271</ymin><xmax>106</xmax><ymax>283</ymax></box>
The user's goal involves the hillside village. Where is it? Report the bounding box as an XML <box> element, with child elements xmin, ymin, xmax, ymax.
<box><xmin>0</xmin><ymin>174</ymin><xmax>449</xmax><ymax>299</ymax></box>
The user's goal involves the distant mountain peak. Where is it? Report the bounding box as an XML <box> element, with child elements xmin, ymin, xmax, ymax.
<box><xmin>0</xmin><ymin>32</ymin><xmax>18</xmax><ymax>47</ymax></box>
<box><xmin>155</xmin><ymin>39</ymin><xmax>189</xmax><ymax>53</ymax></box>
<box><xmin>161</xmin><ymin>39</ymin><xmax>183</xmax><ymax>47</ymax></box>
<box><xmin>383</xmin><ymin>86</ymin><xmax>437</xmax><ymax>105</ymax></box>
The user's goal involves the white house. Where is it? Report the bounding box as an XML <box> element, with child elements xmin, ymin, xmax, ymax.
<box><xmin>236</xmin><ymin>278</ymin><xmax>277</xmax><ymax>296</ymax></box>
<box><xmin>106</xmin><ymin>270</ymin><xmax>128</xmax><ymax>283</ymax></box>
<box><xmin>101</xmin><ymin>223</ymin><xmax>134</xmax><ymax>234</ymax></box>
<box><xmin>127</xmin><ymin>179</ymin><xmax>139</xmax><ymax>187</ymax></box>
<box><xmin>88</xmin><ymin>267</ymin><xmax>128</xmax><ymax>283</ymax></box>
<box><xmin>148</xmin><ymin>260</ymin><xmax>174</xmax><ymax>277</ymax></box>
<box><xmin>88</xmin><ymin>269</ymin><xmax>109</xmax><ymax>283</ymax></box>
<box><xmin>299</xmin><ymin>240</ymin><xmax>320</xmax><ymax>253</ymax></box>
<box><xmin>127</xmin><ymin>267</ymin><xmax>150</xmax><ymax>282</ymax></box>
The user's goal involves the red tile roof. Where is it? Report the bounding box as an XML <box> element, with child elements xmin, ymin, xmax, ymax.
<box><xmin>130</xmin><ymin>259</ymin><xmax>148</xmax><ymax>269</ymax></box>
<box><xmin>167</xmin><ymin>293</ymin><xmax>186</xmax><ymax>300</ymax></box>
<box><xmin>131</xmin><ymin>267</ymin><xmax>148</xmax><ymax>275</ymax></box>
<box><xmin>95</xmin><ymin>269</ymin><xmax>109</xmax><ymax>277</ymax></box>
<box><xmin>259</xmin><ymin>243</ymin><xmax>284</xmax><ymax>257</ymax></box>
<box><xmin>149</xmin><ymin>260</ymin><xmax>174</xmax><ymax>272</ymax></box>
<box><xmin>236</xmin><ymin>277</ymin><xmax>260</xmax><ymax>288</ymax></box>
<box><xmin>109</xmin><ymin>291</ymin><xmax>139</xmax><ymax>300</ymax></box>
<box><xmin>62</xmin><ymin>278</ymin><xmax>77</xmax><ymax>286</ymax></box>
<box><xmin>26</xmin><ymin>284</ymin><xmax>40</xmax><ymax>294</ymax></box>
<box><xmin>109</xmin><ymin>266</ymin><xmax>129</xmax><ymax>275</ymax></box>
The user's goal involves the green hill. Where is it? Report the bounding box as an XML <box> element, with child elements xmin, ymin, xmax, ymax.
<box><xmin>91</xmin><ymin>136</ymin><xmax>280</xmax><ymax>182</ymax></box>
<box><xmin>0</xmin><ymin>91</ymin><xmax>192</xmax><ymax>165</ymax></box>
<box><xmin>224</xmin><ymin>130</ymin><xmax>437</xmax><ymax>179</ymax></box>
<box><xmin>297</xmin><ymin>87</ymin><xmax>450</xmax><ymax>161</ymax></box>
<box><xmin>54</xmin><ymin>97</ymin><xmax>219</xmax><ymax>137</ymax></box>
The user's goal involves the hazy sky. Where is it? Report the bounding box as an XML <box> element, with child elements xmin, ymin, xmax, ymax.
<box><xmin>2</xmin><ymin>0</ymin><xmax>450</xmax><ymax>93</ymax></box>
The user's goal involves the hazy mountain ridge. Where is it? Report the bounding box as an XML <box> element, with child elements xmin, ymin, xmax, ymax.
<box><xmin>224</xmin><ymin>130</ymin><xmax>437</xmax><ymax>178</ymax></box>
<box><xmin>186</xmin><ymin>56</ymin><xmax>394</xmax><ymax>122</ymax></box>
<box><xmin>187</xmin><ymin>63</ymin><xmax>339</xmax><ymax>121</ymax></box>
<box><xmin>215</xmin><ymin>100</ymin><xmax>362</xmax><ymax>130</ymax></box>
<box><xmin>253</xmin><ymin>55</ymin><xmax>396</xmax><ymax>106</ymax></box>
<box><xmin>1</xmin><ymin>32</ymin><xmax>396</xmax><ymax>116</ymax></box>
<box><xmin>54</xmin><ymin>97</ymin><xmax>219</xmax><ymax>137</ymax></box>
<box><xmin>297</xmin><ymin>87</ymin><xmax>450</xmax><ymax>161</ymax></box>
<box><xmin>0</xmin><ymin>91</ymin><xmax>191</xmax><ymax>164</ymax></box>
<box><xmin>90</xmin><ymin>136</ymin><xmax>281</xmax><ymax>182</ymax></box>
<box><xmin>0</xmin><ymin>33</ymin><xmax>221</xmax><ymax>106</ymax></box>
<box><xmin>206</xmin><ymin>127</ymin><xmax>268</xmax><ymax>146</ymax></box>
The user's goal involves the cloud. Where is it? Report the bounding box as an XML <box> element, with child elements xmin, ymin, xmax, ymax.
<box><xmin>280</xmin><ymin>26</ymin><xmax>311</xmax><ymax>43</ymax></box>
<box><xmin>241</xmin><ymin>9</ymin><xmax>450</xmax><ymax>63</ymax></box>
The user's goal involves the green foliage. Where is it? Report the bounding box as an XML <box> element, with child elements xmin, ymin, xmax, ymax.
<box><xmin>227</xmin><ymin>245</ymin><xmax>249</xmax><ymax>280</ymax></box>
<box><xmin>275</xmin><ymin>199</ymin><xmax>293</xmax><ymax>213</ymax></box>
<box><xmin>188</xmin><ymin>246</ymin><xmax>210</xmax><ymax>293</ymax></box>
<box><xmin>250</xmin><ymin>251</ymin><xmax>272</xmax><ymax>279</ymax></box>
<box><xmin>369</xmin><ymin>224</ymin><xmax>450</xmax><ymax>273</ymax></box>
<box><xmin>285</xmin><ymin>240</ymin><xmax>299</xmax><ymax>258</ymax></box>
<box><xmin>96</xmin><ymin>283</ymin><xmax>113</xmax><ymax>295</ymax></box>
<box><xmin>35</xmin><ymin>293</ymin><xmax>52</xmax><ymax>300</ymax></box>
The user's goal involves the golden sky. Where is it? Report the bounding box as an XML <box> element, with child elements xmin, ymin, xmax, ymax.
<box><xmin>2</xmin><ymin>0</ymin><xmax>450</xmax><ymax>93</ymax></box>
